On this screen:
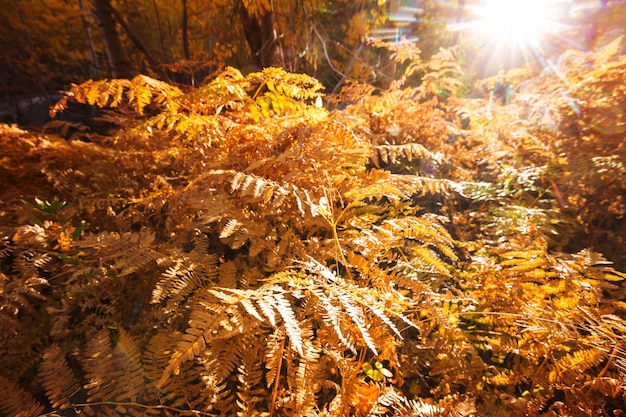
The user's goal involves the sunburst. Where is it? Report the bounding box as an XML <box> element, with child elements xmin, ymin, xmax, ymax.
<box><xmin>451</xmin><ymin>0</ymin><xmax>572</xmax><ymax>72</ymax></box>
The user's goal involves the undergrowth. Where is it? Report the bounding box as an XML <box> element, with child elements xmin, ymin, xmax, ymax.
<box><xmin>0</xmin><ymin>38</ymin><xmax>625</xmax><ymax>417</ymax></box>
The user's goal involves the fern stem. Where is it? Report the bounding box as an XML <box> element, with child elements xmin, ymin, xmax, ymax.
<box><xmin>55</xmin><ymin>402</ymin><xmax>215</xmax><ymax>416</ymax></box>
<box><xmin>331</xmin><ymin>221</ymin><xmax>353</xmax><ymax>282</ymax></box>
<box><xmin>331</xmin><ymin>203</ymin><xmax>357</xmax><ymax>282</ymax></box>
<box><xmin>597</xmin><ymin>341</ymin><xmax>622</xmax><ymax>378</ymax></box>
<box><xmin>269</xmin><ymin>336</ymin><xmax>286</xmax><ymax>417</ymax></box>
<box><xmin>252</xmin><ymin>80</ymin><xmax>268</xmax><ymax>101</ymax></box>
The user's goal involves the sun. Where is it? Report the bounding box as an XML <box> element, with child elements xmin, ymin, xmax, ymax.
<box><xmin>449</xmin><ymin>0</ymin><xmax>570</xmax><ymax>72</ymax></box>
<box><xmin>474</xmin><ymin>0</ymin><xmax>559</xmax><ymax>46</ymax></box>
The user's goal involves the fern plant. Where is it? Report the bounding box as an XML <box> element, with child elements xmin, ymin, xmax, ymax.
<box><xmin>1</xmin><ymin>41</ymin><xmax>625</xmax><ymax>417</ymax></box>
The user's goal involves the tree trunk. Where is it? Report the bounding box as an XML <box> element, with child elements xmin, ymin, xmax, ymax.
<box><xmin>152</xmin><ymin>0</ymin><xmax>169</xmax><ymax>63</ymax></box>
<box><xmin>239</xmin><ymin>5</ymin><xmax>278</xmax><ymax>68</ymax></box>
<box><xmin>107</xmin><ymin>2</ymin><xmax>160</xmax><ymax>72</ymax></box>
<box><xmin>181</xmin><ymin>0</ymin><xmax>190</xmax><ymax>60</ymax></box>
<box><xmin>17</xmin><ymin>0</ymin><xmax>50</xmax><ymax>106</ymax></box>
<box><xmin>79</xmin><ymin>0</ymin><xmax>100</xmax><ymax>78</ymax></box>
<box><xmin>91</xmin><ymin>0</ymin><xmax>131</xmax><ymax>78</ymax></box>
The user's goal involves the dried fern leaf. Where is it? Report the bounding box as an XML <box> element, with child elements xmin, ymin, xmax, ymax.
<box><xmin>128</xmin><ymin>75</ymin><xmax>183</xmax><ymax>115</ymax></box>
<box><xmin>548</xmin><ymin>347</ymin><xmax>607</xmax><ymax>383</ymax></box>
<box><xmin>136</xmin><ymin>112</ymin><xmax>226</xmax><ymax>145</ymax></box>
<box><xmin>265</xmin><ymin>330</ymin><xmax>285</xmax><ymax>388</ymax></box>
<box><xmin>344</xmin><ymin>181</ymin><xmax>411</xmax><ymax>203</ymax></box>
<box><xmin>159</xmin><ymin>301</ymin><xmax>252</xmax><ymax>387</ymax></box>
<box><xmin>220</xmin><ymin>218</ymin><xmax>244</xmax><ymax>239</ymax></box>
<box><xmin>235</xmin><ymin>344</ymin><xmax>267</xmax><ymax>415</ymax></box>
<box><xmin>288</xmin><ymin>352</ymin><xmax>320</xmax><ymax>411</ymax></box>
<box><xmin>176</xmin><ymin>67</ymin><xmax>248</xmax><ymax>115</ymax></box>
<box><xmin>336</xmin><ymin>291</ymin><xmax>378</xmax><ymax>355</ymax></box>
<box><xmin>0</xmin><ymin>375</ymin><xmax>44</xmax><ymax>417</ymax></box>
<box><xmin>39</xmin><ymin>345</ymin><xmax>81</xmax><ymax>410</ymax></box>
<box><xmin>143</xmin><ymin>331</ymin><xmax>224</xmax><ymax>411</ymax></box>
<box><xmin>373</xmin><ymin>143</ymin><xmax>433</xmax><ymax>167</ymax></box>
<box><xmin>247</xmin><ymin>67</ymin><xmax>325</xmax><ymax>101</ymax></box>
<box><xmin>209</xmin><ymin>286</ymin><xmax>306</xmax><ymax>356</ymax></box>
<box><xmin>78</xmin><ymin>231</ymin><xmax>162</xmax><ymax>278</ymax></box>
<box><xmin>83</xmin><ymin>329</ymin><xmax>146</xmax><ymax>403</ymax></box>
<box><xmin>212</xmin><ymin>338</ymin><xmax>247</xmax><ymax>384</ymax></box>
<box><xmin>152</xmin><ymin>236</ymin><xmax>218</xmax><ymax>308</ymax></box>
<box><xmin>247</xmin><ymin>67</ymin><xmax>325</xmax><ymax>121</ymax></box>
<box><xmin>51</xmin><ymin>75</ymin><xmax>183</xmax><ymax>117</ymax></box>
<box><xmin>270</xmin><ymin>290</ymin><xmax>305</xmax><ymax>356</ymax></box>
<box><xmin>311</xmin><ymin>287</ymin><xmax>356</xmax><ymax>353</ymax></box>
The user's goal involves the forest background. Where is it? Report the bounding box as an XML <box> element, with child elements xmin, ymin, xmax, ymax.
<box><xmin>1</xmin><ymin>0</ymin><xmax>626</xmax><ymax>416</ymax></box>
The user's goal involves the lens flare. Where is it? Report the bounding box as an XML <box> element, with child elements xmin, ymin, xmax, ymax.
<box><xmin>446</xmin><ymin>0</ymin><xmax>574</xmax><ymax>73</ymax></box>
<box><xmin>476</xmin><ymin>0</ymin><xmax>556</xmax><ymax>45</ymax></box>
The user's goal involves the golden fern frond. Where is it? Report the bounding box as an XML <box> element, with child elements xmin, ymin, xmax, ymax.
<box><xmin>218</xmin><ymin>217</ymin><xmax>272</xmax><ymax>251</ymax></box>
<box><xmin>372</xmin><ymin>143</ymin><xmax>432</xmax><ymax>167</ymax></box>
<box><xmin>229</xmin><ymin>170</ymin><xmax>299</xmax><ymax>209</ymax></box>
<box><xmin>209</xmin><ymin>286</ymin><xmax>306</xmax><ymax>356</ymax></box>
<box><xmin>568</xmin><ymin>249</ymin><xmax>626</xmax><ymax>293</ymax></box>
<box><xmin>285</xmin><ymin>335</ymin><xmax>321</xmax><ymax>412</ymax></box>
<box><xmin>78</xmin><ymin>231</ymin><xmax>163</xmax><ymax>277</ymax></box>
<box><xmin>252</xmin><ymin>90</ymin><xmax>305</xmax><ymax>120</ymax></box>
<box><xmin>272</xmin><ymin>290</ymin><xmax>305</xmax><ymax>355</ymax></box>
<box><xmin>0</xmin><ymin>375</ymin><xmax>44</xmax><ymax>417</ymax></box>
<box><xmin>548</xmin><ymin>347</ymin><xmax>607</xmax><ymax>383</ymax></box>
<box><xmin>83</xmin><ymin>329</ymin><xmax>146</xmax><ymax>403</ymax></box>
<box><xmin>143</xmin><ymin>331</ymin><xmax>224</xmax><ymax>412</ymax></box>
<box><xmin>247</xmin><ymin>67</ymin><xmax>325</xmax><ymax>121</ymax></box>
<box><xmin>247</xmin><ymin>67</ymin><xmax>324</xmax><ymax>101</ymax></box>
<box><xmin>218</xmin><ymin>260</ymin><xmax>239</xmax><ymax>288</ymax></box>
<box><xmin>332</xmin><ymin>80</ymin><xmax>376</xmax><ymax>105</ymax></box>
<box><xmin>176</xmin><ymin>66</ymin><xmax>248</xmax><ymax>115</ymax></box>
<box><xmin>344</xmin><ymin>180</ymin><xmax>412</xmax><ymax>203</ymax></box>
<box><xmin>368</xmin><ymin>37</ymin><xmax>424</xmax><ymax>80</ymax></box>
<box><xmin>158</xmin><ymin>301</ymin><xmax>261</xmax><ymax>388</ymax></box>
<box><xmin>211</xmin><ymin>337</ymin><xmax>248</xmax><ymax>383</ymax></box>
<box><xmin>372</xmin><ymin>214</ymin><xmax>457</xmax><ymax>267</ymax></box>
<box><xmin>39</xmin><ymin>345</ymin><xmax>81</xmax><ymax>410</ymax></box>
<box><xmin>234</xmin><ymin>338</ymin><xmax>267</xmax><ymax>415</ymax></box>
<box><xmin>310</xmin><ymin>287</ymin><xmax>356</xmax><ymax>353</ymax></box>
<box><xmin>177</xmin><ymin>170</ymin><xmax>302</xmax><ymax>232</ymax></box>
<box><xmin>394</xmin><ymin>174</ymin><xmax>459</xmax><ymax>197</ymax></box>
<box><xmin>128</xmin><ymin>75</ymin><xmax>183</xmax><ymax>115</ymax></box>
<box><xmin>388</xmin><ymin>268</ymin><xmax>433</xmax><ymax>295</ymax></box>
<box><xmin>405</xmin><ymin>398</ymin><xmax>446</xmax><ymax>417</ymax></box>
<box><xmin>135</xmin><ymin>112</ymin><xmax>226</xmax><ymax>145</ymax></box>
<box><xmin>152</xmin><ymin>233</ymin><xmax>218</xmax><ymax>311</ymax></box>
<box><xmin>142</xmin><ymin>331</ymin><xmax>178</xmax><ymax>389</ymax></box>
<box><xmin>416</xmin><ymin>47</ymin><xmax>463</xmax><ymax>100</ymax></box>
<box><xmin>51</xmin><ymin>75</ymin><xmax>183</xmax><ymax>117</ymax></box>
<box><xmin>345</xmin><ymin>175</ymin><xmax>458</xmax><ymax>207</ymax></box>
<box><xmin>50</xmin><ymin>78</ymin><xmax>127</xmax><ymax>117</ymax></box>
<box><xmin>292</xmin><ymin>260</ymin><xmax>415</xmax><ymax>355</ymax></box>
<box><xmin>376</xmin><ymin>388</ymin><xmax>474</xmax><ymax>417</ymax></box>
<box><xmin>372</xmin><ymin>386</ymin><xmax>409</xmax><ymax>416</ymax></box>
<box><xmin>220</xmin><ymin>218</ymin><xmax>244</xmax><ymax>240</ymax></box>
<box><xmin>407</xmin><ymin>247</ymin><xmax>454</xmax><ymax>277</ymax></box>
<box><xmin>265</xmin><ymin>329</ymin><xmax>286</xmax><ymax>389</ymax></box>
<box><xmin>157</xmin><ymin>256</ymin><xmax>219</xmax><ymax>309</ymax></box>
<box><xmin>112</xmin><ymin>329</ymin><xmax>147</xmax><ymax>401</ymax></box>
<box><xmin>0</xmin><ymin>251</ymin><xmax>52</xmax><ymax>319</ymax></box>
<box><xmin>13</xmin><ymin>250</ymin><xmax>53</xmax><ymax>281</ymax></box>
